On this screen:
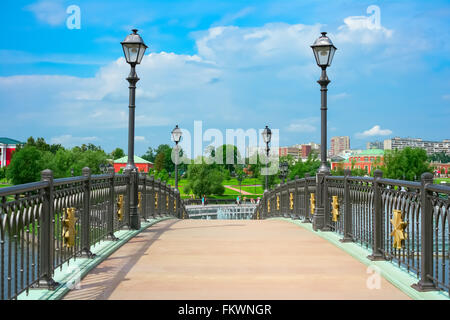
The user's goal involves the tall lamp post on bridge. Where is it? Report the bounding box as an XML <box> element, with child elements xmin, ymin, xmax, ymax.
<box><xmin>121</xmin><ymin>29</ymin><xmax>148</xmax><ymax>230</ymax></box>
<box><xmin>171</xmin><ymin>125</ymin><xmax>182</xmax><ymax>189</ymax></box>
<box><xmin>262</xmin><ymin>125</ymin><xmax>272</xmax><ymax>192</ymax></box>
<box><xmin>310</xmin><ymin>32</ymin><xmax>336</xmax><ymax>231</ymax></box>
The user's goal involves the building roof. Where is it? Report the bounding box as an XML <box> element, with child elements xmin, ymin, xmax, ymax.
<box><xmin>0</xmin><ymin>137</ymin><xmax>24</xmax><ymax>145</ymax></box>
<box><xmin>114</xmin><ymin>155</ymin><xmax>152</xmax><ymax>164</ymax></box>
<box><xmin>357</xmin><ymin>149</ymin><xmax>384</xmax><ymax>156</ymax></box>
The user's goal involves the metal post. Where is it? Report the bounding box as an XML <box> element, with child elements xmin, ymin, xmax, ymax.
<box><xmin>322</xmin><ymin>175</ymin><xmax>331</xmax><ymax>231</ymax></box>
<box><xmin>175</xmin><ymin>143</ymin><xmax>179</xmax><ymax>190</ymax></box>
<box><xmin>412</xmin><ymin>172</ymin><xmax>438</xmax><ymax>291</ymax></box>
<box><xmin>142</xmin><ymin>173</ymin><xmax>147</xmax><ymax>220</ymax></box>
<box><xmin>265</xmin><ymin>142</ymin><xmax>269</xmax><ymax>192</ymax></box>
<box><xmin>368</xmin><ymin>169</ymin><xmax>384</xmax><ymax>260</ymax></box>
<box><xmin>149</xmin><ymin>175</ymin><xmax>155</xmax><ymax>218</ymax></box>
<box><xmin>303</xmin><ymin>173</ymin><xmax>311</xmax><ymax>223</ymax></box>
<box><xmin>36</xmin><ymin>169</ymin><xmax>58</xmax><ymax>289</ymax></box>
<box><xmin>312</xmin><ymin>67</ymin><xmax>331</xmax><ymax>231</ymax></box>
<box><xmin>81</xmin><ymin>167</ymin><xmax>95</xmax><ymax>257</ymax></box>
<box><xmin>125</xmin><ymin>64</ymin><xmax>140</xmax><ymax>230</ymax></box>
<box><xmin>341</xmin><ymin>169</ymin><xmax>353</xmax><ymax>242</ymax></box>
<box><xmin>107</xmin><ymin>167</ymin><xmax>119</xmax><ymax>241</ymax></box>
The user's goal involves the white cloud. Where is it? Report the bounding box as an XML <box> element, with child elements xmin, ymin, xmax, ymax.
<box><xmin>356</xmin><ymin>125</ymin><xmax>392</xmax><ymax>138</ymax></box>
<box><xmin>25</xmin><ymin>0</ymin><xmax>66</xmax><ymax>26</ymax></box>
<box><xmin>286</xmin><ymin>118</ymin><xmax>318</xmax><ymax>133</ymax></box>
<box><xmin>135</xmin><ymin>136</ymin><xmax>147</xmax><ymax>142</ymax></box>
<box><xmin>336</xmin><ymin>5</ymin><xmax>393</xmax><ymax>45</ymax></box>
<box><xmin>50</xmin><ymin>135</ymin><xmax>99</xmax><ymax>147</ymax></box>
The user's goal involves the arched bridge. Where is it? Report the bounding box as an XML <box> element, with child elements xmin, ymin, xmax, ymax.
<box><xmin>1</xmin><ymin>168</ymin><xmax>449</xmax><ymax>300</ymax></box>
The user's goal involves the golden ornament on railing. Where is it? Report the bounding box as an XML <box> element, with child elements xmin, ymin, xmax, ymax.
<box><xmin>276</xmin><ymin>195</ymin><xmax>280</xmax><ymax>210</ymax></box>
<box><xmin>289</xmin><ymin>193</ymin><xmax>294</xmax><ymax>210</ymax></box>
<box><xmin>117</xmin><ymin>194</ymin><xmax>124</xmax><ymax>221</ymax></box>
<box><xmin>257</xmin><ymin>209</ymin><xmax>260</xmax><ymax>220</ymax></box>
<box><xmin>166</xmin><ymin>195</ymin><xmax>169</xmax><ymax>210</ymax></box>
<box><xmin>332</xmin><ymin>195</ymin><xmax>339</xmax><ymax>222</ymax></box>
<box><xmin>310</xmin><ymin>193</ymin><xmax>315</xmax><ymax>215</ymax></box>
<box><xmin>138</xmin><ymin>192</ymin><xmax>142</xmax><ymax>213</ymax></box>
<box><xmin>267</xmin><ymin>199</ymin><xmax>271</xmax><ymax>213</ymax></box>
<box><xmin>62</xmin><ymin>207</ymin><xmax>76</xmax><ymax>248</ymax></box>
<box><xmin>390</xmin><ymin>209</ymin><xmax>408</xmax><ymax>249</ymax></box>
<box><xmin>174</xmin><ymin>198</ymin><xmax>177</xmax><ymax>210</ymax></box>
<box><xmin>154</xmin><ymin>192</ymin><xmax>158</xmax><ymax>209</ymax></box>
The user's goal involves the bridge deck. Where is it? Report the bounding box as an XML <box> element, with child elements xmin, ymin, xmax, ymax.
<box><xmin>63</xmin><ymin>219</ymin><xmax>409</xmax><ymax>300</ymax></box>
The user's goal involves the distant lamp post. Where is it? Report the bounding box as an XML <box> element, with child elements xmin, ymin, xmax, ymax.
<box><xmin>311</xmin><ymin>31</ymin><xmax>336</xmax><ymax>231</ymax></box>
<box><xmin>262</xmin><ymin>125</ymin><xmax>272</xmax><ymax>192</ymax></box>
<box><xmin>121</xmin><ymin>29</ymin><xmax>148</xmax><ymax>230</ymax></box>
<box><xmin>279</xmin><ymin>161</ymin><xmax>288</xmax><ymax>184</ymax></box>
<box><xmin>171</xmin><ymin>125</ymin><xmax>182</xmax><ymax>189</ymax></box>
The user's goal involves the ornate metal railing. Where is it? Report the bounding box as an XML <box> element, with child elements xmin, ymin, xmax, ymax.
<box><xmin>0</xmin><ymin>167</ymin><xmax>187</xmax><ymax>300</ymax></box>
<box><xmin>254</xmin><ymin>170</ymin><xmax>450</xmax><ymax>295</ymax></box>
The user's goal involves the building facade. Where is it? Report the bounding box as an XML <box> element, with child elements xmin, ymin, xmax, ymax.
<box><xmin>366</xmin><ymin>141</ymin><xmax>384</xmax><ymax>150</ymax></box>
<box><xmin>331</xmin><ymin>149</ymin><xmax>384</xmax><ymax>174</ymax></box>
<box><xmin>0</xmin><ymin>137</ymin><xmax>24</xmax><ymax>168</ymax></box>
<box><xmin>114</xmin><ymin>155</ymin><xmax>154</xmax><ymax>173</ymax></box>
<box><xmin>279</xmin><ymin>146</ymin><xmax>300</xmax><ymax>159</ymax></box>
<box><xmin>330</xmin><ymin>136</ymin><xmax>350</xmax><ymax>156</ymax></box>
<box><xmin>384</xmin><ymin>137</ymin><xmax>450</xmax><ymax>155</ymax></box>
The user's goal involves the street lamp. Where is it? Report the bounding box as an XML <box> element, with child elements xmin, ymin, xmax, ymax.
<box><xmin>311</xmin><ymin>31</ymin><xmax>336</xmax><ymax>231</ymax></box>
<box><xmin>262</xmin><ymin>125</ymin><xmax>272</xmax><ymax>192</ymax></box>
<box><xmin>279</xmin><ymin>161</ymin><xmax>288</xmax><ymax>184</ymax></box>
<box><xmin>121</xmin><ymin>29</ymin><xmax>148</xmax><ymax>230</ymax></box>
<box><xmin>171</xmin><ymin>124</ymin><xmax>182</xmax><ymax>189</ymax></box>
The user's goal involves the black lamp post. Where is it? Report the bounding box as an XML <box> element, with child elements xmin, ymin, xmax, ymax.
<box><xmin>279</xmin><ymin>161</ymin><xmax>288</xmax><ymax>184</ymax></box>
<box><xmin>262</xmin><ymin>125</ymin><xmax>272</xmax><ymax>192</ymax></box>
<box><xmin>171</xmin><ymin>125</ymin><xmax>182</xmax><ymax>189</ymax></box>
<box><xmin>121</xmin><ymin>29</ymin><xmax>148</xmax><ymax>230</ymax></box>
<box><xmin>311</xmin><ymin>32</ymin><xmax>336</xmax><ymax>231</ymax></box>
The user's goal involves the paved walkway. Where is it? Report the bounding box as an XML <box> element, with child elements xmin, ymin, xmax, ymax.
<box><xmin>63</xmin><ymin>219</ymin><xmax>409</xmax><ymax>300</ymax></box>
<box><xmin>224</xmin><ymin>185</ymin><xmax>254</xmax><ymax>195</ymax></box>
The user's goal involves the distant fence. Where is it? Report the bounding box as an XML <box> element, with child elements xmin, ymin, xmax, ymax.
<box><xmin>254</xmin><ymin>171</ymin><xmax>450</xmax><ymax>295</ymax></box>
<box><xmin>0</xmin><ymin>167</ymin><xmax>186</xmax><ymax>300</ymax></box>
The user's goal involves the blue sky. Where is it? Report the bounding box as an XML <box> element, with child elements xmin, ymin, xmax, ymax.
<box><xmin>0</xmin><ymin>0</ymin><xmax>449</xmax><ymax>157</ymax></box>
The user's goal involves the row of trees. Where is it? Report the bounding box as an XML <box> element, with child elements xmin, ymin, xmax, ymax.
<box><xmin>6</xmin><ymin>137</ymin><xmax>111</xmax><ymax>185</ymax></box>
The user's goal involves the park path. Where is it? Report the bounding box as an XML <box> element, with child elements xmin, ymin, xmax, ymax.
<box><xmin>63</xmin><ymin>219</ymin><xmax>409</xmax><ymax>300</ymax></box>
<box><xmin>224</xmin><ymin>185</ymin><xmax>254</xmax><ymax>195</ymax></box>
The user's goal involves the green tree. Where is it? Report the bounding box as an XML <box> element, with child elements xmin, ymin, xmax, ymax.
<box><xmin>213</xmin><ymin>144</ymin><xmax>242</xmax><ymax>174</ymax></box>
<box><xmin>6</xmin><ymin>146</ymin><xmax>43</xmax><ymax>184</ymax></box>
<box><xmin>142</xmin><ymin>147</ymin><xmax>156</xmax><ymax>162</ymax></box>
<box><xmin>110</xmin><ymin>147</ymin><xmax>125</xmax><ymax>160</ymax></box>
<box><xmin>381</xmin><ymin>147</ymin><xmax>432</xmax><ymax>181</ymax></box>
<box><xmin>288</xmin><ymin>151</ymin><xmax>321</xmax><ymax>179</ymax></box>
<box><xmin>154</xmin><ymin>152</ymin><xmax>165</xmax><ymax>171</ymax></box>
<box><xmin>183</xmin><ymin>161</ymin><xmax>225</xmax><ymax>197</ymax></box>
<box><xmin>429</xmin><ymin>152</ymin><xmax>450</xmax><ymax>163</ymax></box>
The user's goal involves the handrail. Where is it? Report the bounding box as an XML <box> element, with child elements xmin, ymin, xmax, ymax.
<box><xmin>257</xmin><ymin>171</ymin><xmax>450</xmax><ymax>295</ymax></box>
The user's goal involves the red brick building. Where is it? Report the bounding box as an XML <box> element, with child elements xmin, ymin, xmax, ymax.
<box><xmin>0</xmin><ymin>137</ymin><xmax>24</xmax><ymax>168</ymax></box>
<box><xmin>114</xmin><ymin>155</ymin><xmax>153</xmax><ymax>173</ymax></box>
<box><xmin>331</xmin><ymin>149</ymin><xmax>384</xmax><ymax>174</ymax></box>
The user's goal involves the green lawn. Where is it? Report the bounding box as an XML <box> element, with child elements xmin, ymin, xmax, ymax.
<box><xmin>434</xmin><ymin>177</ymin><xmax>450</xmax><ymax>184</ymax></box>
<box><xmin>0</xmin><ymin>184</ymin><xmax>12</xmax><ymax>188</ymax></box>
